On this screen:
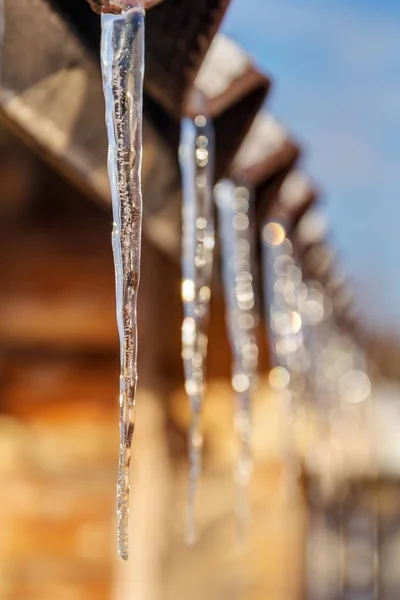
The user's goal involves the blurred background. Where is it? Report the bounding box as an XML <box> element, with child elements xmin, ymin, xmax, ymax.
<box><xmin>1</xmin><ymin>0</ymin><xmax>400</xmax><ymax>599</ymax></box>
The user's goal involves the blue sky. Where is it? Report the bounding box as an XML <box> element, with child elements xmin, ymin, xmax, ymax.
<box><xmin>222</xmin><ymin>0</ymin><xmax>400</xmax><ymax>334</ymax></box>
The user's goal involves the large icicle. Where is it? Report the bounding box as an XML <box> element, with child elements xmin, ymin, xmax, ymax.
<box><xmin>214</xmin><ymin>179</ymin><xmax>259</xmax><ymax>538</ymax></box>
<box><xmin>179</xmin><ymin>96</ymin><xmax>215</xmax><ymax>545</ymax></box>
<box><xmin>100</xmin><ymin>0</ymin><xmax>145</xmax><ymax>561</ymax></box>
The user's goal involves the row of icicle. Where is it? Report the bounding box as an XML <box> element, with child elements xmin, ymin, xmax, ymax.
<box><xmin>98</xmin><ymin>0</ymin><xmax>374</xmax><ymax>559</ymax></box>
<box><xmin>179</xmin><ymin>112</ymin><xmax>260</xmax><ymax>543</ymax></box>
<box><xmin>99</xmin><ymin>0</ymin><xmax>263</xmax><ymax>555</ymax></box>
<box><xmin>0</xmin><ymin>0</ymin><xmax>372</xmax><ymax>566</ymax></box>
<box><xmin>261</xmin><ymin>218</ymin><xmax>375</xmax><ymax>598</ymax></box>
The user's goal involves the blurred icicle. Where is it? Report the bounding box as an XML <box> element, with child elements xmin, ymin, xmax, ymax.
<box><xmin>179</xmin><ymin>93</ymin><xmax>215</xmax><ymax>545</ymax></box>
<box><xmin>215</xmin><ymin>179</ymin><xmax>259</xmax><ymax>541</ymax></box>
<box><xmin>101</xmin><ymin>0</ymin><xmax>145</xmax><ymax>561</ymax></box>
<box><xmin>262</xmin><ymin>219</ymin><xmax>304</xmax><ymax>501</ymax></box>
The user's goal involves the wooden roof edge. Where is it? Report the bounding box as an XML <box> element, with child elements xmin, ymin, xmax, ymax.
<box><xmin>87</xmin><ymin>0</ymin><xmax>163</xmax><ymax>14</ymax></box>
<box><xmin>257</xmin><ymin>169</ymin><xmax>320</xmax><ymax>231</ymax></box>
<box><xmin>232</xmin><ymin>113</ymin><xmax>301</xmax><ymax>185</ymax></box>
<box><xmin>144</xmin><ymin>0</ymin><xmax>232</xmax><ymax>118</ymax></box>
<box><xmin>195</xmin><ymin>33</ymin><xmax>271</xmax><ymax>118</ymax></box>
<box><xmin>207</xmin><ymin>68</ymin><xmax>271</xmax><ymax>119</ymax></box>
<box><xmin>299</xmin><ymin>240</ymin><xmax>337</xmax><ymax>283</ymax></box>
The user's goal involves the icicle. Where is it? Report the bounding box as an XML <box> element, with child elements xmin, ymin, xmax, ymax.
<box><xmin>100</xmin><ymin>0</ymin><xmax>145</xmax><ymax>561</ymax></box>
<box><xmin>179</xmin><ymin>94</ymin><xmax>215</xmax><ymax>545</ymax></box>
<box><xmin>262</xmin><ymin>220</ymin><xmax>304</xmax><ymax>501</ymax></box>
<box><xmin>214</xmin><ymin>179</ymin><xmax>259</xmax><ymax>541</ymax></box>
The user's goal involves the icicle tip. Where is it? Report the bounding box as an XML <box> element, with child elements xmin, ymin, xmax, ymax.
<box><xmin>119</xmin><ymin>548</ymin><xmax>129</xmax><ymax>561</ymax></box>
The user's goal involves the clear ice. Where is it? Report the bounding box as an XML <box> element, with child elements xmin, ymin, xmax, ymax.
<box><xmin>100</xmin><ymin>0</ymin><xmax>145</xmax><ymax>561</ymax></box>
<box><xmin>214</xmin><ymin>179</ymin><xmax>259</xmax><ymax>537</ymax></box>
<box><xmin>262</xmin><ymin>220</ymin><xmax>303</xmax><ymax>500</ymax></box>
<box><xmin>179</xmin><ymin>103</ymin><xmax>215</xmax><ymax>544</ymax></box>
